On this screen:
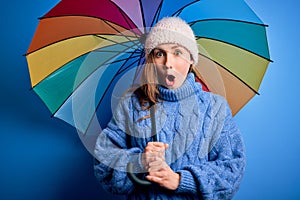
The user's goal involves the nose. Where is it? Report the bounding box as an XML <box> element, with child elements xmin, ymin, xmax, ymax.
<box><xmin>164</xmin><ymin>52</ymin><xmax>173</xmax><ymax>69</ymax></box>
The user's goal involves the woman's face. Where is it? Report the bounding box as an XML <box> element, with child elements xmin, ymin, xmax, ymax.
<box><xmin>152</xmin><ymin>44</ymin><xmax>193</xmax><ymax>89</ymax></box>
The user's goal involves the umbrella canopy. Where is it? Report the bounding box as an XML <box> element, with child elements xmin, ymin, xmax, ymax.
<box><xmin>26</xmin><ymin>0</ymin><xmax>271</xmax><ymax>141</ymax></box>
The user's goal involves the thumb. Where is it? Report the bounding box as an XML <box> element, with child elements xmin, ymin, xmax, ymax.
<box><xmin>164</xmin><ymin>144</ymin><xmax>169</xmax><ymax>150</ymax></box>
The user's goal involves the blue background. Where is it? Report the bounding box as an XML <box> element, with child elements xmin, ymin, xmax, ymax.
<box><xmin>1</xmin><ymin>1</ymin><xmax>299</xmax><ymax>199</ymax></box>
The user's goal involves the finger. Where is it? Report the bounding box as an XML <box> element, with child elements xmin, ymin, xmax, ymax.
<box><xmin>148</xmin><ymin>164</ymin><xmax>163</xmax><ymax>172</ymax></box>
<box><xmin>144</xmin><ymin>151</ymin><xmax>165</xmax><ymax>161</ymax></box>
<box><xmin>148</xmin><ymin>142</ymin><xmax>165</xmax><ymax>147</ymax></box>
<box><xmin>148</xmin><ymin>150</ymin><xmax>165</xmax><ymax>159</ymax></box>
<box><xmin>148</xmin><ymin>170</ymin><xmax>169</xmax><ymax>179</ymax></box>
<box><xmin>148</xmin><ymin>160</ymin><xmax>168</xmax><ymax>172</ymax></box>
<box><xmin>164</xmin><ymin>144</ymin><xmax>169</xmax><ymax>149</ymax></box>
<box><xmin>152</xmin><ymin>142</ymin><xmax>168</xmax><ymax>153</ymax></box>
<box><xmin>145</xmin><ymin>152</ymin><xmax>163</xmax><ymax>160</ymax></box>
<box><xmin>144</xmin><ymin>146</ymin><xmax>165</xmax><ymax>154</ymax></box>
<box><xmin>148</xmin><ymin>158</ymin><xmax>164</xmax><ymax>166</ymax></box>
<box><xmin>143</xmin><ymin>157</ymin><xmax>163</xmax><ymax>171</ymax></box>
<box><xmin>145</xmin><ymin>175</ymin><xmax>163</xmax><ymax>184</ymax></box>
<box><xmin>145</xmin><ymin>156</ymin><xmax>157</xmax><ymax>165</ymax></box>
<box><xmin>147</xmin><ymin>142</ymin><xmax>166</xmax><ymax>151</ymax></box>
<box><xmin>145</xmin><ymin>146</ymin><xmax>165</xmax><ymax>153</ymax></box>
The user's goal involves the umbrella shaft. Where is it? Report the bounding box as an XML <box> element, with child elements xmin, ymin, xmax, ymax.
<box><xmin>150</xmin><ymin>105</ymin><xmax>157</xmax><ymax>142</ymax></box>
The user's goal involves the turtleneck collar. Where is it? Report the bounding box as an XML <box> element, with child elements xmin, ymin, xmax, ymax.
<box><xmin>158</xmin><ymin>73</ymin><xmax>201</xmax><ymax>102</ymax></box>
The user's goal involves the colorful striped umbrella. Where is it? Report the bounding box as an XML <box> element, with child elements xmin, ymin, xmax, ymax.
<box><xmin>26</xmin><ymin>0</ymin><xmax>271</xmax><ymax>137</ymax></box>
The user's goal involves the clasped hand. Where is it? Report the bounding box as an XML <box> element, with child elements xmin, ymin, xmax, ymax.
<box><xmin>141</xmin><ymin>142</ymin><xmax>180</xmax><ymax>190</ymax></box>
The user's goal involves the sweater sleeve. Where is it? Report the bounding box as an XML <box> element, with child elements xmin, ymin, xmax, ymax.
<box><xmin>175</xmin><ymin>101</ymin><xmax>245</xmax><ymax>199</ymax></box>
<box><xmin>93</xmin><ymin>96</ymin><xmax>144</xmax><ymax>194</ymax></box>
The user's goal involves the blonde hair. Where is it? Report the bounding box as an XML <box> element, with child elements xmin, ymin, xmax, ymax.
<box><xmin>134</xmin><ymin>53</ymin><xmax>159</xmax><ymax>110</ymax></box>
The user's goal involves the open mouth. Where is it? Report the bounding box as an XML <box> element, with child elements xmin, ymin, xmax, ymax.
<box><xmin>165</xmin><ymin>74</ymin><xmax>175</xmax><ymax>87</ymax></box>
<box><xmin>167</xmin><ymin>75</ymin><xmax>175</xmax><ymax>82</ymax></box>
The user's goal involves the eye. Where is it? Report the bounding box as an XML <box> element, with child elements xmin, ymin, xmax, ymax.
<box><xmin>174</xmin><ymin>49</ymin><xmax>183</xmax><ymax>56</ymax></box>
<box><xmin>154</xmin><ymin>49</ymin><xmax>164</xmax><ymax>58</ymax></box>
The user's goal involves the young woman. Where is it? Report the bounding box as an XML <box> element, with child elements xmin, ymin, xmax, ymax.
<box><xmin>94</xmin><ymin>17</ymin><xmax>245</xmax><ymax>199</ymax></box>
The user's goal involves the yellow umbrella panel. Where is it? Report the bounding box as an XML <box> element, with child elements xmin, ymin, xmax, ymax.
<box><xmin>196</xmin><ymin>38</ymin><xmax>270</xmax><ymax>115</ymax></box>
<box><xmin>27</xmin><ymin>34</ymin><xmax>139</xmax><ymax>115</ymax></box>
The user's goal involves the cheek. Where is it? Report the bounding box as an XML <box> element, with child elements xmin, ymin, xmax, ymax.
<box><xmin>175</xmin><ymin>61</ymin><xmax>190</xmax><ymax>76</ymax></box>
<box><xmin>178</xmin><ymin>66</ymin><xmax>190</xmax><ymax>75</ymax></box>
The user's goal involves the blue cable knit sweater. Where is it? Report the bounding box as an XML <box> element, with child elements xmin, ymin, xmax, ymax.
<box><xmin>94</xmin><ymin>73</ymin><xmax>245</xmax><ymax>199</ymax></box>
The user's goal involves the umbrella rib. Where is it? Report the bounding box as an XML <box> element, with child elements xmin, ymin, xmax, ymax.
<box><xmin>100</xmin><ymin>54</ymin><xmax>142</xmax><ymax>68</ymax></box>
<box><xmin>197</xmin><ymin>36</ymin><xmax>272</xmax><ymax>62</ymax></box>
<box><xmin>199</xmin><ymin>53</ymin><xmax>260</xmax><ymax>95</ymax></box>
<box><xmin>138</xmin><ymin>0</ymin><xmax>147</xmax><ymax>33</ymax></box>
<box><xmin>38</xmin><ymin>14</ymin><xmax>142</xmax><ymax>40</ymax></box>
<box><xmin>93</xmin><ymin>46</ymin><xmax>143</xmax><ymax>55</ymax></box>
<box><xmin>109</xmin><ymin>1</ymin><xmax>142</xmax><ymax>34</ymax></box>
<box><xmin>40</xmin><ymin>15</ymin><xmax>138</xmax><ymax>31</ymax></box>
<box><xmin>117</xmin><ymin>49</ymin><xmax>143</xmax><ymax>75</ymax></box>
<box><xmin>102</xmin><ymin>19</ymin><xmax>141</xmax><ymax>44</ymax></box>
<box><xmin>93</xmin><ymin>34</ymin><xmax>137</xmax><ymax>49</ymax></box>
<box><xmin>172</xmin><ymin>2</ymin><xmax>267</xmax><ymax>27</ymax></box>
<box><xmin>172</xmin><ymin>0</ymin><xmax>200</xmax><ymax>17</ymax></box>
<box><xmin>93</xmin><ymin>44</ymin><xmax>142</xmax><ymax>53</ymax></box>
<box><xmin>84</xmin><ymin>49</ymin><xmax>142</xmax><ymax>134</ymax></box>
<box><xmin>190</xmin><ymin>18</ymin><xmax>268</xmax><ymax>27</ymax></box>
<box><xmin>25</xmin><ymin>33</ymin><xmax>136</xmax><ymax>56</ymax></box>
<box><xmin>93</xmin><ymin>49</ymin><xmax>137</xmax><ymax>54</ymax></box>
<box><xmin>25</xmin><ymin>34</ymin><xmax>94</xmax><ymax>56</ymax></box>
<box><xmin>131</xmin><ymin>49</ymin><xmax>146</xmax><ymax>83</ymax></box>
<box><xmin>39</xmin><ymin>15</ymin><xmax>137</xmax><ymax>29</ymax></box>
<box><xmin>31</xmin><ymin>52</ymin><xmax>141</xmax><ymax>123</ymax></box>
<box><xmin>151</xmin><ymin>0</ymin><xmax>200</xmax><ymax>27</ymax></box>
<box><xmin>48</xmin><ymin>42</ymin><xmax>141</xmax><ymax>117</ymax></box>
<box><xmin>31</xmin><ymin>39</ymin><xmax>141</xmax><ymax>90</ymax></box>
<box><xmin>117</xmin><ymin>5</ymin><xmax>143</xmax><ymax>34</ymax></box>
<box><xmin>150</xmin><ymin>1</ymin><xmax>163</xmax><ymax>27</ymax></box>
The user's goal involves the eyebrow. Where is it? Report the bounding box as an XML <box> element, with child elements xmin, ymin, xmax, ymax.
<box><xmin>171</xmin><ymin>45</ymin><xmax>181</xmax><ymax>49</ymax></box>
<box><xmin>154</xmin><ymin>45</ymin><xmax>183</xmax><ymax>51</ymax></box>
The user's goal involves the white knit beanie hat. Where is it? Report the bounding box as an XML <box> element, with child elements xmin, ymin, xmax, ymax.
<box><xmin>145</xmin><ymin>17</ymin><xmax>199</xmax><ymax>65</ymax></box>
